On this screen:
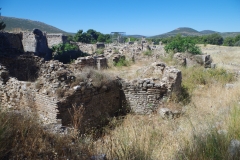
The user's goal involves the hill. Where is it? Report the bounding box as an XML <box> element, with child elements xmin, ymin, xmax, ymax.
<box><xmin>150</xmin><ymin>27</ymin><xmax>240</xmax><ymax>38</ymax></box>
<box><xmin>126</xmin><ymin>35</ymin><xmax>146</xmax><ymax>38</ymax></box>
<box><xmin>1</xmin><ymin>16</ymin><xmax>69</xmax><ymax>34</ymax></box>
<box><xmin>200</xmin><ymin>30</ymin><xmax>218</xmax><ymax>35</ymax></box>
<box><xmin>151</xmin><ymin>27</ymin><xmax>201</xmax><ymax>38</ymax></box>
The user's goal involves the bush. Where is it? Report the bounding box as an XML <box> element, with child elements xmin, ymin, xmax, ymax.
<box><xmin>114</xmin><ymin>57</ymin><xmax>130</xmax><ymax>67</ymax></box>
<box><xmin>143</xmin><ymin>50</ymin><xmax>153</xmax><ymax>56</ymax></box>
<box><xmin>234</xmin><ymin>40</ymin><xmax>240</xmax><ymax>46</ymax></box>
<box><xmin>52</xmin><ymin>43</ymin><xmax>88</xmax><ymax>64</ymax></box>
<box><xmin>223</xmin><ymin>37</ymin><xmax>235</xmax><ymax>46</ymax></box>
<box><xmin>164</xmin><ymin>35</ymin><xmax>201</xmax><ymax>55</ymax></box>
<box><xmin>95</xmin><ymin>48</ymin><xmax>104</xmax><ymax>55</ymax></box>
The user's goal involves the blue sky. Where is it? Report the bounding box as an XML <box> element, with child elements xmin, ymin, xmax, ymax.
<box><xmin>1</xmin><ymin>0</ymin><xmax>240</xmax><ymax>36</ymax></box>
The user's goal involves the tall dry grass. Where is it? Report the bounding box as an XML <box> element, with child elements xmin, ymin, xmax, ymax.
<box><xmin>0</xmin><ymin>111</ymin><xmax>91</xmax><ymax>159</ymax></box>
<box><xmin>92</xmin><ymin>63</ymin><xmax>240</xmax><ymax>159</ymax></box>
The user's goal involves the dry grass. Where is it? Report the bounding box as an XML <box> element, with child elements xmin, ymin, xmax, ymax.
<box><xmin>90</xmin><ymin>45</ymin><xmax>240</xmax><ymax>159</ymax></box>
<box><xmin>71</xmin><ymin>67</ymin><xmax>114</xmax><ymax>88</ymax></box>
<box><xmin>91</xmin><ymin>80</ymin><xmax>240</xmax><ymax>160</ymax></box>
<box><xmin>200</xmin><ymin>45</ymin><xmax>240</xmax><ymax>71</ymax></box>
<box><xmin>0</xmin><ymin>111</ymin><xmax>91</xmax><ymax>159</ymax></box>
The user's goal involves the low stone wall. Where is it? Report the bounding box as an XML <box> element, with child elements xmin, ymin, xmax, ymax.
<box><xmin>74</xmin><ymin>56</ymin><xmax>108</xmax><ymax>70</ymax></box>
<box><xmin>122</xmin><ymin>79</ymin><xmax>167</xmax><ymax>114</ymax></box>
<box><xmin>121</xmin><ymin>66</ymin><xmax>181</xmax><ymax>114</ymax></box>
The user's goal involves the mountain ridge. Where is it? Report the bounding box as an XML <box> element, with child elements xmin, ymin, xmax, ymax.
<box><xmin>150</xmin><ymin>27</ymin><xmax>240</xmax><ymax>38</ymax></box>
<box><xmin>1</xmin><ymin>16</ymin><xmax>69</xmax><ymax>34</ymax></box>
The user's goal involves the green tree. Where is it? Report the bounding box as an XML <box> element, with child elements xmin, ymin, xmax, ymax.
<box><xmin>74</xmin><ymin>30</ymin><xmax>91</xmax><ymax>43</ymax></box>
<box><xmin>206</xmin><ymin>33</ymin><xmax>223</xmax><ymax>45</ymax></box>
<box><xmin>234</xmin><ymin>34</ymin><xmax>240</xmax><ymax>43</ymax></box>
<box><xmin>223</xmin><ymin>37</ymin><xmax>235</xmax><ymax>46</ymax></box>
<box><xmin>87</xmin><ymin>29</ymin><xmax>99</xmax><ymax>43</ymax></box>
<box><xmin>0</xmin><ymin>21</ymin><xmax>6</xmax><ymax>31</ymax></box>
<box><xmin>67</xmin><ymin>35</ymin><xmax>74</xmax><ymax>42</ymax></box>
<box><xmin>97</xmin><ymin>34</ymin><xmax>106</xmax><ymax>42</ymax></box>
<box><xmin>164</xmin><ymin>35</ymin><xmax>201</xmax><ymax>55</ymax></box>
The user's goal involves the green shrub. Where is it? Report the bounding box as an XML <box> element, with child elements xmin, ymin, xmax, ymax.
<box><xmin>114</xmin><ymin>57</ymin><xmax>130</xmax><ymax>67</ymax></box>
<box><xmin>234</xmin><ymin>40</ymin><xmax>240</xmax><ymax>46</ymax></box>
<box><xmin>164</xmin><ymin>36</ymin><xmax>201</xmax><ymax>55</ymax></box>
<box><xmin>143</xmin><ymin>50</ymin><xmax>153</xmax><ymax>56</ymax></box>
<box><xmin>52</xmin><ymin>43</ymin><xmax>88</xmax><ymax>64</ymax></box>
<box><xmin>51</xmin><ymin>43</ymin><xmax>78</xmax><ymax>53</ymax></box>
<box><xmin>95</xmin><ymin>48</ymin><xmax>104</xmax><ymax>55</ymax></box>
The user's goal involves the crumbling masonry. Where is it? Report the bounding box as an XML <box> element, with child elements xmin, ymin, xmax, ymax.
<box><xmin>0</xmin><ymin>31</ymin><xmax>182</xmax><ymax>133</ymax></box>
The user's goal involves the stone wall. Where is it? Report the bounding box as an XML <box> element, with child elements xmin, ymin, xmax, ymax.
<box><xmin>121</xmin><ymin>64</ymin><xmax>182</xmax><ymax>114</ymax></box>
<box><xmin>22</xmin><ymin>32</ymin><xmax>37</xmax><ymax>52</ymax></box>
<box><xmin>46</xmin><ymin>33</ymin><xmax>67</xmax><ymax>48</ymax></box>
<box><xmin>74</xmin><ymin>56</ymin><xmax>108</xmax><ymax>70</ymax></box>
<box><xmin>35</xmin><ymin>92</ymin><xmax>60</xmax><ymax>124</ymax></box>
<box><xmin>0</xmin><ymin>32</ymin><xmax>23</xmax><ymax>51</ymax></box>
<box><xmin>0</xmin><ymin>53</ymin><xmax>43</xmax><ymax>81</ymax></box>
<box><xmin>22</xmin><ymin>29</ymin><xmax>51</xmax><ymax>60</ymax></box>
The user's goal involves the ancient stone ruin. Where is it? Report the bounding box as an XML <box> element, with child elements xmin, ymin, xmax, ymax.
<box><xmin>0</xmin><ymin>29</ymin><xmax>183</xmax><ymax>133</ymax></box>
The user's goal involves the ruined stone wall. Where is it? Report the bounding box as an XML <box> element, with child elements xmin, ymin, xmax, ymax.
<box><xmin>22</xmin><ymin>30</ymin><xmax>51</xmax><ymax>60</ymax></box>
<box><xmin>57</xmin><ymin>80</ymin><xmax>122</xmax><ymax>132</ymax></box>
<box><xmin>46</xmin><ymin>34</ymin><xmax>67</xmax><ymax>48</ymax></box>
<box><xmin>22</xmin><ymin>32</ymin><xmax>37</xmax><ymax>52</ymax></box>
<box><xmin>35</xmin><ymin>92</ymin><xmax>59</xmax><ymax>124</ymax></box>
<box><xmin>0</xmin><ymin>53</ymin><xmax>43</xmax><ymax>81</ymax></box>
<box><xmin>0</xmin><ymin>77</ymin><xmax>60</xmax><ymax>124</ymax></box>
<box><xmin>71</xmin><ymin>42</ymin><xmax>95</xmax><ymax>54</ymax></box>
<box><xmin>0</xmin><ymin>32</ymin><xmax>23</xmax><ymax>52</ymax></box>
<box><xmin>74</xmin><ymin>56</ymin><xmax>108</xmax><ymax>70</ymax></box>
<box><xmin>121</xmin><ymin>64</ymin><xmax>182</xmax><ymax>114</ymax></box>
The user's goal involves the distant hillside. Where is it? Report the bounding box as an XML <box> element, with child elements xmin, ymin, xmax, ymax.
<box><xmin>150</xmin><ymin>27</ymin><xmax>240</xmax><ymax>38</ymax></box>
<box><xmin>126</xmin><ymin>35</ymin><xmax>145</xmax><ymax>38</ymax></box>
<box><xmin>1</xmin><ymin>16</ymin><xmax>69</xmax><ymax>34</ymax></box>
<box><xmin>220</xmin><ymin>32</ymin><xmax>240</xmax><ymax>38</ymax></box>
<box><xmin>151</xmin><ymin>27</ymin><xmax>201</xmax><ymax>38</ymax></box>
<box><xmin>200</xmin><ymin>30</ymin><xmax>218</xmax><ymax>35</ymax></box>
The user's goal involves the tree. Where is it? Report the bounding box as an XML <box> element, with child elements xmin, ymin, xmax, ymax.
<box><xmin>164</xmin><ymin>35</ymin><xmax>201</xmax><ymax>55</ymax></box>
<box><xmin>235</xmin><ymin>34</ymin><xmax>240</xmax><ymax>43</ymax></box>
<box><xmin>0</xmin><ymin>21</ymin><xmax>6</xmax><ymax>31</ymax></box>
<box><xmin>74</xmin><ymin>30</ymin><xmax>91</xmax><ymax>43</ymax></box>
<box><xmin>87</xmin><ymin>29</ymin><xmax>99</xmax><ymax>43</ymax></box>
<box><xmin>206</xmin><ymin>33</ymin><xmax>223</xmax><ymax>45</ymax></box>
<box><xmin>97</xmin><ymin>34</ymin><xmax>106</xmax><ymax>42</ymax></box>
<box><xmin>223</xmin><ymin>37</ymin><xmax>235</xmax><ymax>46</ymax></box>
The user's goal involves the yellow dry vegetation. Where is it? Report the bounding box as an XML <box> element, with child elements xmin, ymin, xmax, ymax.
<box><xmin>92</xmin><ymin>45</ymin><xmax>240</xmax><ymax>159</ymax></box>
